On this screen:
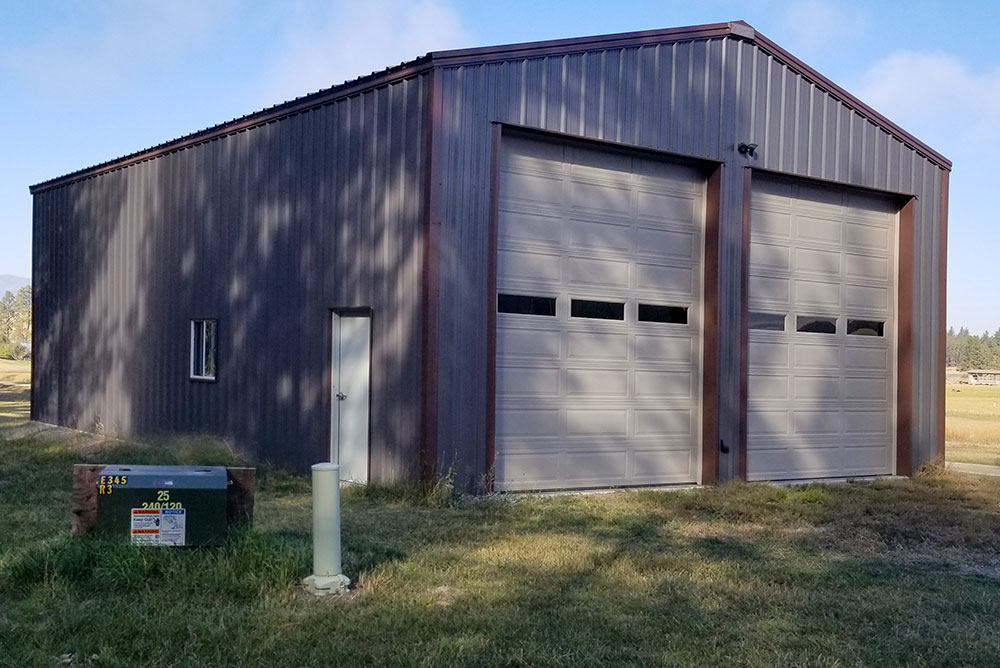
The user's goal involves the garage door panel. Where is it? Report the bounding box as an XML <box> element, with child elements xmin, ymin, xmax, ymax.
<box><xmin>748</xmin><ymin>409</ymin><xmax>790</xmax><ymax>435</ymax></box>
<box><xmin>565</xmin><ymin>409</ymin><xmax>629</xmax><ymax>436</ymax></box>
<box><xmin>636</xmin><ymin>190</ymin><xmax>696</xmax><ymax>222</ymax></box>
<box><xmin>569</xmin><ymin>180</ymin><xmax>632</xmax><ymax>215</ymax></box>
<box><xmin>635</xmin><ymin>335</ymin><xmax>694</xmax><ymax>363</ymax></box>
<box><xmin>844</xmin><ymin>346</ymin><xmax>890</xmax><ymax>370</ymax></box>
<box><xmin>846</xmin><ymin>253</ymin><xmax>890</xmax><ymax>281</ymax></box>
<box><xmin>499</xmin><ymin>249</ymin><xmax>562</xmax><ymax>282</ymax></box>
<box><xmin>633</xmin><ymin>449</ymin><xmax>695</xmax><ymax>481</ymax></box>
<box><xmin>793</xmin><ymin>410</ymin><xmax>840</xmax><ymax>435</ymax></box>
<box><xmin>497</xmin><ymin>409</ymin><xmax>562</xmax><ymax>436</ymax></box>
<box><xmin>565</xmin><ymin>368</ymin><xmax>629</xmax><ymax>397</ymax></box>
<box><xmin>635</xmin><ymin>227</ymin><xmax>697</xmax><ymax>259</ymax></box>
<box><xmin>844</xmin><ymin>410</ymin><xmax>890</xmax><ymax>435</ymax></box>
<box><xmin>496</xmin><ymin>137</ymin><xmax>704</xmax><ymax>490</ymax></box>
<box><xmin>500</xmin><ymin>209</ymin><xmax>563</xmax><ymax>245</ymax></box>
<box><xmin>793</xmin><ymin>343</ymin><xmax>841</xmax><ymax>369</ymax></box>
<box><xmin>566</xmin><ymin>331</ymin><xmax>629</xmax><ymax>359</ymax></box>
<box><xmin>795</xmin><ymin>280</ymin><xmax>841</xmax><ymax>308</ymax></box>
<box><xmin>751</xmin><ymin>208</ymin><xmax>792</xmax><ymax>237</ymax></box>
<box><xmin>563</xmin><ymin>451</ymin><xmax>629</xmax><ymax>481</ymax></box>
<box><xmin>565</xmin><ymin>219</ymin><xmax>631</xmax><ymax>251</ymax></box>
<box><xmin>635</xmin><ymin>409</ymin><xmax>694</xmax><ymax>436</ymax></box>
<box><xmin>751</xmin><ymin>242</ymin><xmax>791</xmax><ymax>271</ymax></box>
<box><xmin>501</xmin><ymin>171</ymin><xmax>564</xmax><ymax>207</ymax></box>
<box><xmin>748</xmin><ymin>341</ymin><xmax>790</xmax><ymax>368</ymax></box>
<box><xmin>749</xmin><ymin>374</ymin><xmax>790</xmax><ymax>400</ymax></box>
<box><xmin>496</xmin><ymin>454</ymin><xmax>561</xmax><ymax>489</ymax></box>
<box><xmin>794</xmin><ymin>248</ymin><xmax>840</xmax><ymax>275</ymax></box>
<box><xmin>795</xmin><ymin>215</ymin><xmax>842</xmax><ymax>243</ymax></box>
<box><xmin>565</xmin><ymin>257</ymin><xmax>630</xmax><ymax>287</ymax></box>
<box><xmin>845</xmin><ymin>222</ymin><xmax>891</xmax><ymax>250</ymax></box>
<box><xmin>843</xmin><ymin>377</ymin><xmax>890</xmax><ymax>400</ymax></box>
<box><xmin>749</xmin><ymin>276</ymin><xmax>790</xmax><ymax>303</ymax></box>
<box><xmin>846</xmin><ymin>284</ymin><xmax>889</xmax><ymax>310</ymax></box>
<box><xmin>498</xmin><ymin>366</ymin><xmax>561</xmax><ymax>397</ymax></box>
<box><xmin>498</xmin><ymin>326</ymin><xmax>561</xmax><ymax>359</ymax></box>
<box><xmin>748</xmin><ymin>176</ymin><xmax>896</xmax><ymax>481</ymax></box>
<box><xmin>793</xmin><ymin>375</ymin><xmax>840</xmax><ymax>400</ymax></box>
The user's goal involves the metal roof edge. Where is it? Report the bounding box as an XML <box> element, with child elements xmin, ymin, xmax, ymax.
<box><xmin>748</xmin><ymin>29</ymin><xmax>952</xmax><ymax>170</ymax></box>
<box><xmin>29</xmin><ymin>56</ymin><xmax>434</xmax><ymax>194</ymax></box>
<box><xmin>31</xmin><ymin>19</ymin><xmax>950</xmax><ymax>194</ymax></box>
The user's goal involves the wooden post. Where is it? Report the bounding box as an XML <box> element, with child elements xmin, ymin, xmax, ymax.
<box><xmin>71</xmin><ymin>464</ymin><xmax>104</xmax><ymax>535</ymax></box>
<box><xmin>226</xmin><ymin>467</ymin><xmax>256</xmax><ymax>526</ymax></box>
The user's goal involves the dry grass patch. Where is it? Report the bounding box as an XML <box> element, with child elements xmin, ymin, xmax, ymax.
<box><xmin>0</xmin><ymin>359</ymin><xmax>29</xmax><ymax>384</ymax></box>
<box><xmin>946</xmin><ymin>384</ymin><xmax>1000</xmax><ymax>465</ymax></box>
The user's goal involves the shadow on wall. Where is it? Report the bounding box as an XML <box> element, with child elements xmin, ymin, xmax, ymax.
<box><xmin>36</xmin><ymin>78</ymin><xmax>427</xmax><ymax>477</ymax></box>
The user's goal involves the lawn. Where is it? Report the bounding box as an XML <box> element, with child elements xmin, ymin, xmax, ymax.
<box><xmin>0</xmin><ymin>358</ymin><xmax>30</xmax><ymax>384</ymax></box>
<box><xmin>1</xmin><ymin>388</ymin><xmax>1000</xmax><ymax>666</ymax></box>
<box><xmin>946</xmin><ymin>384</ymin><xmax>1000</xmax><ymax>466</ymax></box>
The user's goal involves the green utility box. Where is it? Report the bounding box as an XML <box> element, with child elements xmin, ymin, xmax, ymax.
<box><xmin>95</xmin><ymin>465</ymin><xmax>229</xmax><ymax>546</ymax></box>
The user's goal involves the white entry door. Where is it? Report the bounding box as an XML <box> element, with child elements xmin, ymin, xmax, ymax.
<box><xmin>331</xmin><ymin>312</ymin><xmax>371</xmax><ymax>483</ymax></box>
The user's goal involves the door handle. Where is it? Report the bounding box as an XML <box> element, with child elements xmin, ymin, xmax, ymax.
<box><xmin>336</xmin><ymin>392</ymin><xmax>347</xmax><ymax>401</ymax></box>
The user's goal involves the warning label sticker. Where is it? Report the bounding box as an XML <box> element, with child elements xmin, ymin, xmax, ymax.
<box><xmin>130</xmin><ymin>508</ymin><xmax>186</xmax><ymax>546</ymax></box>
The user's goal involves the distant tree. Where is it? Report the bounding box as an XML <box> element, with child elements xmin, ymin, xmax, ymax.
<box><xmin>0</xmin><ymin>290</ymin><xmax>14</xmax><ymax>344</ymax></box>
<box><xmin>11</xmin><ymin>285</ymin><xmax>29</xmax><ymax>344</ymax></box>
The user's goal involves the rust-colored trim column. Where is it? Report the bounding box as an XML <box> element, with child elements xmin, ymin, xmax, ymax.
<box><xmin>701</xmin><ymin>167</ymin><xmax>722</xmax><ymax>484</ymax></box>
<box><xmin>896</xmin><ymin>199</ymin><xmax>915</xmax><ymax>476</ymax></box>
<box><xmin>484</xmin><ymin>123</ymin><xmax>503</xmax><ymax>490</ymax></box>
<box><xmin>738</xmin><ymin>167</ymin><xmax>752</xmax><ymax>480</ymax></box>
<box><xmin>420</xmin><ymin>68</ymin><xmax>443</xmax><ymax>481</ymax></box>
<box><xmin>938</xmin><ymin>171</ymin><xmax>950</xmax><ymax>461</ymax></box>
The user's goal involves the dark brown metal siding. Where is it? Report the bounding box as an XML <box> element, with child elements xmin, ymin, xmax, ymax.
<box><xmin>31</xmin><ymin>75</ymin><xmax>429</xmax><ymax>478</ymax></box>
<box><xmin>431</xmin><ymin>36</ymin><xmax>947</xmax><ymax>485</ymax></box>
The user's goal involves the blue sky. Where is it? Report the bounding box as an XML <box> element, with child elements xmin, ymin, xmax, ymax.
<box><xmin>1</xmin><ymin>0</ymin><xmax>996</xmax><ymax>331</ymax></box>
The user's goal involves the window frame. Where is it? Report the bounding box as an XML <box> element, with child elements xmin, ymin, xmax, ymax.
<box><xmin>189</xmin><ymin>319</ymin><xmax>218</xmax><ymax>382</ymax></box>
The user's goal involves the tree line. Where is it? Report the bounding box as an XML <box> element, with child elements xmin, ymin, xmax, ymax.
<box><xmin>0</xmin><ymin>286</ymin><xmax>31</xmax><ymax>360</ymax></box>
<box><xmin>947</xmin><ymin>326</ymin><xmax>1000</xmax><ymax>370</ymax></box>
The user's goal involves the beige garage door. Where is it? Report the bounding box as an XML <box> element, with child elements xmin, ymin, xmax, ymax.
<box><xmin>747</xmin><ymin>175</ymin><xmax>897</xmax><ymax>481</ymax></box>
<box><xmin>495</xmin><ymin>135</ymin><xmax>705</xmax><ymax>491</ymax></box>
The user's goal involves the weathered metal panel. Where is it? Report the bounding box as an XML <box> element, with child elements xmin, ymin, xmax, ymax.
<box><xmin>432</xmin><ymin>34</ymin><xmax>946</xmax><ymax>486</ymax></box>
<box><xmin>31</xmin><ymin>74</ymin><xmax>430</xmax><ymax>478</ymax></box>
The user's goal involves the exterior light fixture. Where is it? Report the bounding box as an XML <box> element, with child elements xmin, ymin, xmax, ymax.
<box><xmin>738</xmin><ymin>142</ymin><xmax>758</xmax><ymax>157</ymax></box>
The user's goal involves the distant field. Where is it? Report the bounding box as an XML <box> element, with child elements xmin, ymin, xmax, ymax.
<box><xmin>946</xmin><ymin>384</ymin><xmax>1000</xmax><ymax>466</ymax></box>
<box><xmin>0</xmin><ymin>359</ymin><xmax>30</xmax><ymax>384</ymax></box>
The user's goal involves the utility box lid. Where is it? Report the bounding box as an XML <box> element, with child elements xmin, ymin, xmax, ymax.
<box><xmin>100</xmin><ymin>464</ymin><xmax>227</xmax><ymax>489</ymax></box>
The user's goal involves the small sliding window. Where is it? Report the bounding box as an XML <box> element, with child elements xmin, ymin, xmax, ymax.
<box><xmin>570</xmin><ymin>299</ymin><xmax>625</xmax><ymax>320</ymax></box>
<box><xmin>796</xmin><ymin>316</ymin><xmax>837</xmax><ymax>334</ymax></box>
<box><xmin>497</xmin><ymin>294</ymin><xmax>556</xmax><ymax>316</ymax></box>
<box><xmin>638</xmin><ymin>304</ymin><xmax>688</xmax><ymax>324</ymax></box>
<box><xmin>190</xmin><ymin>319</ymin><xmax>218</xmax><ymax>380</ymax></box>
<box><xmin>847</xmin><ymin>319</ymin><xmax>885</xmax><ymax>336</ymax></box>
<box><xmin>749</xmin><ymin>312</ymin><xmax>786</xmax><ymax>331</ymax></box>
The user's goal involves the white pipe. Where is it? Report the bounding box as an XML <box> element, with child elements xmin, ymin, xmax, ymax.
<box><xmin>302</xmin><ymin>462</ymin><xmax>351</xmax><ymax>595</ymax></box>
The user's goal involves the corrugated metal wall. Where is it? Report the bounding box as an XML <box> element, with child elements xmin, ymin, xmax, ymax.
<box><xmin>32</xmin><ymin>74</ymin><xmax>429</xmax><ymax>477</ymax></box>
<box><xmin>430</xmin><ymin>36</ymin><xmax>946</xmax><ymax>484</ymax></box>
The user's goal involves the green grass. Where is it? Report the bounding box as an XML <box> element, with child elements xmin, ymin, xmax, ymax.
<box><xmin>946</xmin><ymin>384</ymin><xmax>1000</xmax><ymax>466</ymax></box>
<box><xmin>0</xmin><ymin>358</ymin><xmax>30</xmax><ymax>384</ymax></box>
<box><xmin>3</xmin><ymin>392</ymin><xmax>1000</xmax><ymax>666</ymax></box>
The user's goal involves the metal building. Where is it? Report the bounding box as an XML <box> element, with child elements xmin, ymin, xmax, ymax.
<box><xmin>30</xmin><ymin>21</ymin><xmax>950</xmax><ymax>491</ymax></box>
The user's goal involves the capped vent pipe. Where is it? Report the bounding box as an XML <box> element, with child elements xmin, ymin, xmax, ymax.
<box><xmin>302</xmin><ymin>463</ymin><xmax>351</xmax><ymax>596</ymax></box>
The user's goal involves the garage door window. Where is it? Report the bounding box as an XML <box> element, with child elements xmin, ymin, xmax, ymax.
<box><xmin>749</xmin><ymin>312</ymin><xmax>786</xmax><ymax>331</ymax></box>
<box><xmin>638</xmin><ymin>303</ymin><xmax>688</xmax><ymax>324</ymax></box>
<box><xmin>570</xmin><ymin>299</ymin><xmax>625</xmax><ymax>320</ymax></box>
<box><xmin>498</xmin><ymin>294</ymin><xmax>556</xmax><ymax>316</ymax></box>
<box><xmin>796</xmin><ymin>316</ymin><xmax>837</xmax><ymax>334</ymax></box>
<box><xmin>847</xmin><ymin>319</ymin><xmax>885</xmax><ymax>336</ymax></box>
